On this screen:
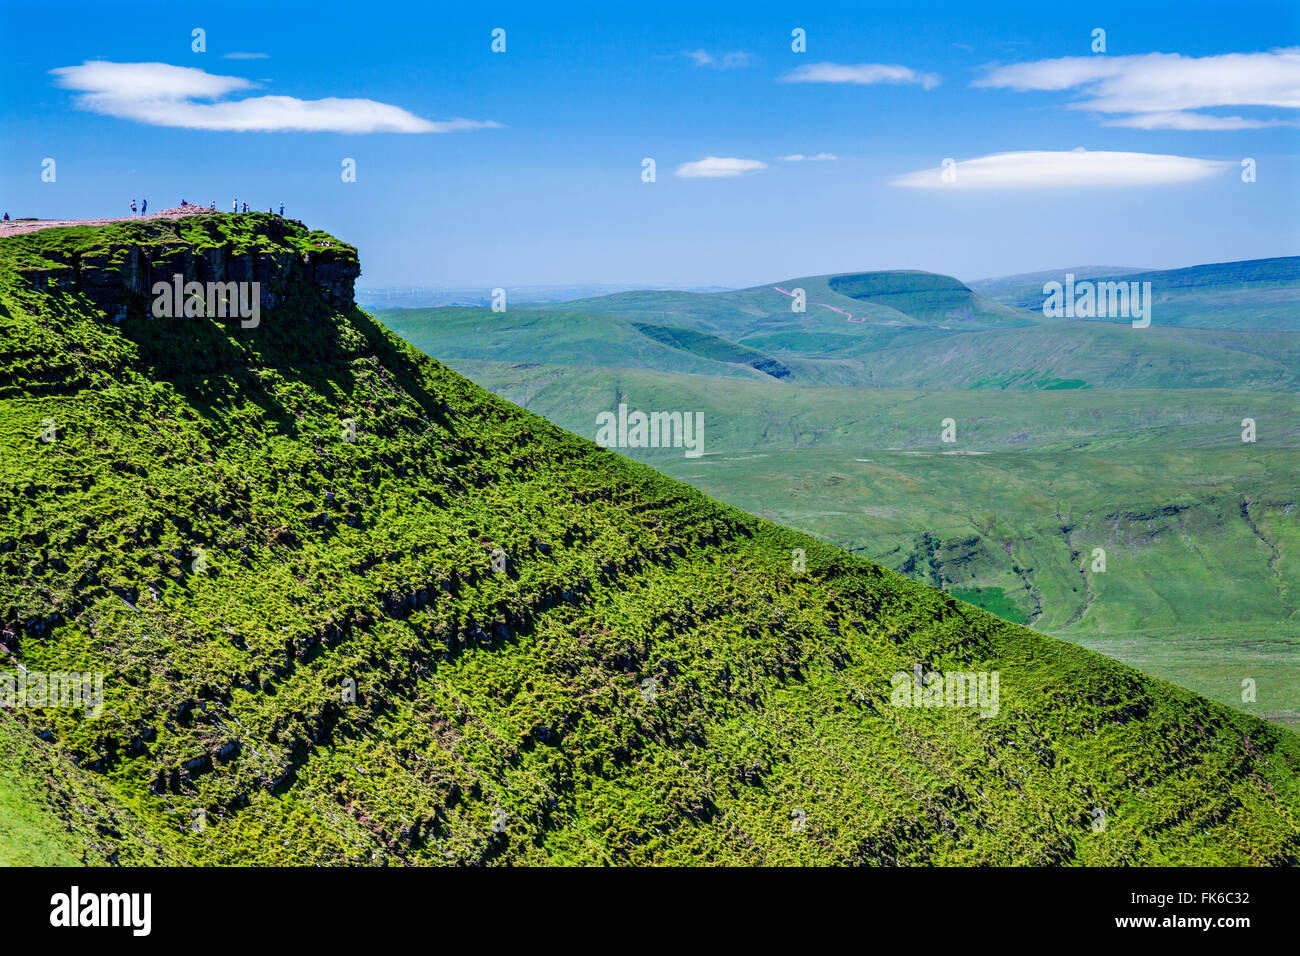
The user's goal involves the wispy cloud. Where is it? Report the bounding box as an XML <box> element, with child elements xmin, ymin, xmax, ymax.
<box><xmin>50</xmin><ymin>60</ymin><xmax>500</xmax><ymax>134</ymax></box>
<box><xmin>676</xmin><ymin>156</ymin><xmax>767</xmax><ymax>178</ymax></box>
<box><xmin>222</xmin><ymin>52</ymin><xmax>269</xmax><ymax>60</ymax></box>
<box><xmin>778</xmin><ymin>153</ymin><xmax>839</xmax><ymax>162</ymax></box>
<box><xmin>974</xmin><ymin>48</ymin><xmax>1300</xmax><ymax>130</ymax></box>
<box><xmin>779</xmin><ymin>62</ymin><xmax>941</xmax><ymax>90</ymax></box>
<box><xmin>683</xmin><ymin>49</ymin><xmax>751</xmax><ymax>69</ymax></box>
<box><xmin>891</xmin><ymin>148</ymin><xmax>1233</xmax><ymax>189</ymax></box>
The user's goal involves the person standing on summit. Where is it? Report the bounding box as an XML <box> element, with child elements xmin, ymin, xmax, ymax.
<box><xmin>233</xmin><ymin>198</ymin><xmax>238</xmax><ymax>212</ymax></box>
<box><xmin>141</xmin><ymin>198</ymin><xmax>147</xmax><ymax>215</ymax></box>
<box><xmin>279</xmin><ymin>202</ymin><xmax>284</xmax><ymax>216</ymax></box>
<box><xmin>242</xmin><ymin>201</ymin><xmax>248</xmax><ymax>213</ymax></box>
<box><xmin>130</xmin><ymin>199</ymin><xmax>136</xmax><ymax>216</ymax></box>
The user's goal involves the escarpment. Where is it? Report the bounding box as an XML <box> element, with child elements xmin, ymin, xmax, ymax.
<box><xmin>7</xmin><ymin>213</ymin><xmax>359</xmax><ymax>321</ymax></box>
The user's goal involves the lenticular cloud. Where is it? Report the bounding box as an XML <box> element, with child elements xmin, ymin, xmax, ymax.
<box><xmin>891</xmin><ymin>148</ymin><xmax>1233</xmax><ymax>189</ymax></box>
<box><xmin>675</xmin><ymin>156</ymin><xmax>768</xmax><ymax>178</ymax></box>
<box><xmin>50</xmin><ymin>60</ymin><xmax>499</xmax><ymax>134</ymax></box>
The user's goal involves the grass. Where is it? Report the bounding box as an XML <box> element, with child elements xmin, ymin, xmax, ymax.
<box><xmin>949</xmin><ymin>587</ymin><xmax>1031</xmax><ymax>625</ymax></box>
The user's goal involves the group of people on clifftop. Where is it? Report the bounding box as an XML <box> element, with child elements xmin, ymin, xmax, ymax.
<box><xmin>126</xmin><ymin>199</ymin><xmax>286</xmax><ymax>217</ymax></box>
<box><xmin>231</xmin><ymin>200</ymin><xmax>285</xmax><ymax>216</ymax></box>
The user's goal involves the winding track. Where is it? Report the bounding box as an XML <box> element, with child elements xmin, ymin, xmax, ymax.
<box><xmin>773</xmin><ymin>284</ymin><xmax>867</xmax><ymax>323</ymax></box>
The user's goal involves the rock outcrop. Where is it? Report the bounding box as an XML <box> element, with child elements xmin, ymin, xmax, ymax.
<box><xmin>9</xmin><ymin>213</ymin><xmax>359</xmax><ymax>320</ymax></box>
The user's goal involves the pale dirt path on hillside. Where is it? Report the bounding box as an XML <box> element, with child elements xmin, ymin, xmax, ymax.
<box><xmin>0</xmin><ymin>205</ymin><xmax>233</xmax><ymax>239</ymax></box>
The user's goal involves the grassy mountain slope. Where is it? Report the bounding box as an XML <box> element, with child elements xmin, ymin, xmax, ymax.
<box><xmin>0</xmin><ymin>710</ymin><xmax>181</xmax><ymax>865</ymax></box>
<box><xmin>2</xmin><ymin>218</ymin><xmax>1298</xmax><ymax>865</ymax></box>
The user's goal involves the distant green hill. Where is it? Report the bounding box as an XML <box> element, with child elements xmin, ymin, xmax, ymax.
<box><xmin>542</xmin><ymin>269</ymin><xmax>1038</xmax><ymax>337</ymax></box>
<box><xmin>825</xmin><ymin>270</ymin><xmax>1032</xmax><ymax>327</ymax></box>
<box><xmin>971</xmin><ymin>257</ymin><xmax>1300</xmax><ymax>330</ymax></box>
<box><xmin>967</xmin><ymin>266</ymin><xmax>1147</xmax><ymax>301</ymax></box>
<box><xmin>380</xmin><ymin>263</ymin><xmax>1300</xmax><ymax>392</ymax></box>
<box><xmin>4</xmin><ymin>218</ymin><xmax>1298</xmax><ymax>865</ymax></box>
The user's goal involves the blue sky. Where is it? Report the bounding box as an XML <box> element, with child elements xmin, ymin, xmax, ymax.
<box><xmin>2</xmin><ymin>0</ymin><xmax>1298</xmax><ymax>287</ymax></box>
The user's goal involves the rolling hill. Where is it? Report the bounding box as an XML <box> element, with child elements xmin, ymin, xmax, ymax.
<box><xmin>539</xmin><ymin>269</ymin><xmax>1038</xmax><ymax>337</ymax></box>
<box><xmin>970</xmin><ymin>257</ymin><xmax>1300</xmax><ymax>331</ymax></box>
<box><xmin>3</xmin><ymin>216</ymin><xmax>1298</xmax><ymax>865</ymax></box>
<box><xmin>380</xmin><ymin>264</ymin><xmax>1300</xmax><ymax>391</ymax></box>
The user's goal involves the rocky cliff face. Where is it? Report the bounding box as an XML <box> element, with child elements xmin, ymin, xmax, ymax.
<box><xmin>10</xmin><ymin>213</ymin><xmax>359</xmax><ymax>321</ymax></box>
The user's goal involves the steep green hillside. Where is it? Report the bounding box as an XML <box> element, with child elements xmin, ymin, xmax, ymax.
<box><xmin>0</xmin><ymin>710</ymin><xmax>181</xmax><ymax>865</ymax></box>
<box><xmin>3</xmin><ymin>218</ymin><xmax>1298</xmax><ymax>865</ymax></box>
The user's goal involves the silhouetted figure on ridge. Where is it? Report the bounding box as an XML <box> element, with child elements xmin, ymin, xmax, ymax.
<box><xmin>141</xmin><ymin>198</ymin><xmax>147</xmax><ymax>214</ymax></box>
<box><xmin>130</xmin><ymin>199</ymin><xmax>137</xmax><ymax>216</ymax></box>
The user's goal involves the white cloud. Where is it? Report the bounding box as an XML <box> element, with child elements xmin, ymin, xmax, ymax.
<box><xmin>53</xmin><ymin>61</ymin><xmax>253</xmax><ymax>101</ymax></box>
<box><xmin>779</xmin><ymin>62</ymin><xmax>941</xmax><ymax>90</ymax></box>
<box><xmin>974</xmin><ymin>49</ymin><xmax>1300</xmax><ymax>129</ymax></box>
<box><xmin>778</xmin><ymin>153</ymin><xmax>839</xmax><ymax>161</ymax></box>
<box><xmin>891</xmin><ymin>148</ymin><xmax>1233</xmax><ymax>189</ymax></box>
<box><xmin>683</xmin><ymin>49</ymin><xmax>751</xmax><ymax>69</ymax></box>
<box><xmin>50</xmin><ymin>60</ymin><xmax>499</xmax><ymax>134</ymax></box>
<box><xmin>1101</xmin><ymin>111</ymin><xmax>1292</xmax><ymax>130</ymax></box>
<box><xmin>675</xmin><ymin>156</ymin><xmax>767</xmax><ymax>178</ymax></box>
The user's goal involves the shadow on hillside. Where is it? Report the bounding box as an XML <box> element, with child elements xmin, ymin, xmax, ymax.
<box><xmin>114</xmin><ymin>285</ymin><xmax>365</xmax><ymax>436</ymax></box>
